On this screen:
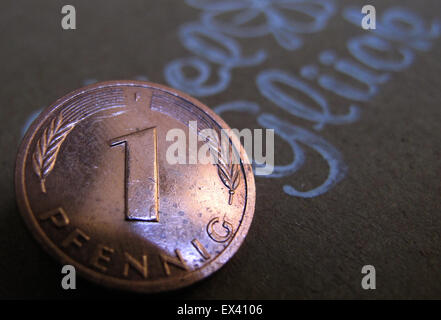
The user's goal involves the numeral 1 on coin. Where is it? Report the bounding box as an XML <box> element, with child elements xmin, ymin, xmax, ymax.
<box><xmin>110</xmin><ymin>127</ymin><xmax>159</xmax><ymax>222</ymax></box>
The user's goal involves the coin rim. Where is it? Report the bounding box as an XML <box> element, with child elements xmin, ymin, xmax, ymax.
<box><xmin>15</xmin><ymin>80</ymin><xmax>256</xmax><ymax>293</ymax></box>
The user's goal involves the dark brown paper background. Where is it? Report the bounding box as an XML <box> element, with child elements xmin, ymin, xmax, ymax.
<box><xmin>0</xmin><ymin>0</ymin><xmax>440</xmax><ymax>299</ymax></box>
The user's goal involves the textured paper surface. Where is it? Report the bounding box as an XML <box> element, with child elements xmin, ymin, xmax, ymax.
<box><xmin>1</xmin><ymin>0</ymin><xmax>440</xmax><ymax>298</ymax></box>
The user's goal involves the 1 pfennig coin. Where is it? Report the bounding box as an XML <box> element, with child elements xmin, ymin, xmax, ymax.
<box><xmin>15</xmin><ymin>81</ymin><xmax>255</xmax><ymax>292</ymax></box>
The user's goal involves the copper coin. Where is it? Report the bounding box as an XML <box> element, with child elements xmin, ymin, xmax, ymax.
<box><xmin>15</xmin><ymin>81</ymin><xmax>255</xmax><ymax>292</ymax></box>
